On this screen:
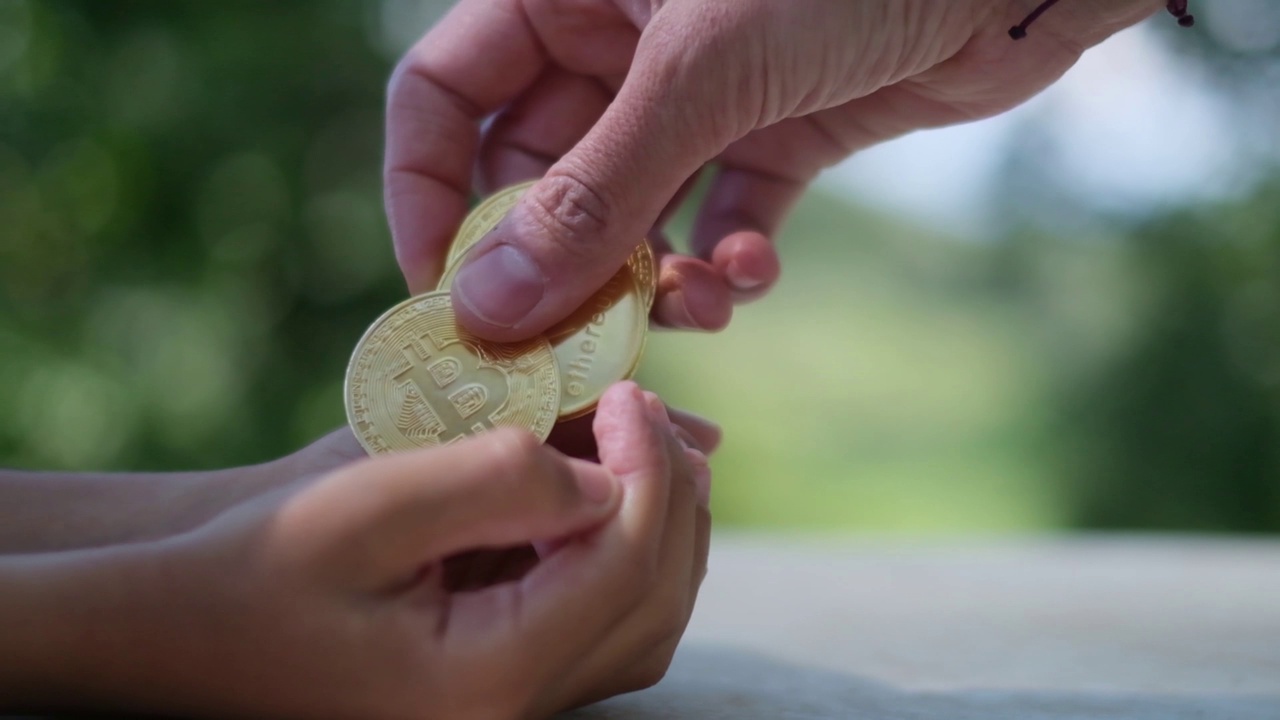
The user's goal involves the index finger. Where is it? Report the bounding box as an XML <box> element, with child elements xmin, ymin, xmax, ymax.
<box><xmin>385</xmin><ymin>0</ymin><xmax>547</xmax><ymax>293</ymax></box>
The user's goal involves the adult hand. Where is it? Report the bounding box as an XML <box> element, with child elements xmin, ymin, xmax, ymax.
<box><xmin>385</xmin><ymin>0</ymin><xmax>1165</xmax><ymax>339</ymax></box>
<box><xmin>5</xmin><ymin>383</ymin><xmax>715</xmax><ymax>719</ymax></box>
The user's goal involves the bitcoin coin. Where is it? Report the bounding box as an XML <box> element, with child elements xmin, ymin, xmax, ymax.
<box><xmin>446</xmin><ymin>180</ymin><xmax>534</xmax><ymax>268</ymax></box>
<box><xmin>438</xmin><ymin>252</ymin><xmax>649</xmax><ymax>420</ymax></box>
<box><xmin>345</xmin><ymin>291</ymin><xmax>560</xmax><ymax>455</ymax></box>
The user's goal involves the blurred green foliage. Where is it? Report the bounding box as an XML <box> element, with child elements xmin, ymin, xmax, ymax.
<box><xmin>1</xmin><ymin>1</ymin><xmax>1276</xmax><ymax>532</ymax></box>
<box><xmin>1050</xmin><ymin>186</ymin><xmax>1280</xmax><ymax>532</ymax></box>
<box><xmin>1</xmin><ymin>0</ymin><xmax>404</xmax><ymax>472</ymax></box>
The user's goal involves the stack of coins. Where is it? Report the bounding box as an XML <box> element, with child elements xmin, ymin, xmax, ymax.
<box><xmin>345</xmin><ymin>181</ymin><xmax>657</xmax><ymax>456</ymax></box>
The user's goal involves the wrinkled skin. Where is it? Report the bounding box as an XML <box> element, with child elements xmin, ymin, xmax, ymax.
<box><xmin>384</xmin><ymin>0</ymin><xmax>1163</xmax><ymax>337</ymax></box>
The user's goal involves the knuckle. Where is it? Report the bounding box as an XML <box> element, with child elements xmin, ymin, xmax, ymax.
<box><xmin>526</xmin><ymin>172</ymin><xmax>612</xmax><ymax>259</ymax></box>
<box><xmin>385</xmin><ymin>56</ymin><xmax>411</xmax><ymax>100</ymax></box>
<box><xmin>385</xmin><ymin>55</ymin><xmax>428</xmax><ymax>115</ymax></box>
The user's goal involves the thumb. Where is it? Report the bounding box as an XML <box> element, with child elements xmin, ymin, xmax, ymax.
<box><xmin>285</xmin><ymin>429</ymin><xmax>620</xmax><ymax>589</ymax></box>
<box><xmin>450</xmin><ymin>6</ymin><xmax>745</xmax><ymax>341</ymax></box>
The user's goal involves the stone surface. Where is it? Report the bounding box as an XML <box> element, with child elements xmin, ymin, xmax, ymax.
<box><xmin>569</xmin><ymin>535</ymin><xmax>1280</xmax><ymax>719</ymax></box>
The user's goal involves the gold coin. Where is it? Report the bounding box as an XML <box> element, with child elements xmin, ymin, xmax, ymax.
<box><xmin>445</xmin><ymin>180</ymin><xmax>535</xmax><ymax>269</ymax></box>
<box><xmin>438</xmin><ymin>253</ymin><xmax>649</xmax><ymax>420</ymax></box>
<box><xmin>344</xmin><ymin>291</ymin><xmax>560</xmax><ymax>455</ymax></box>
<box><xmin>628</xmin><ymin>237</ymin><xmax>657</xmax><ymax>310</ymax></box>
<box><xmin>443</xmin><ymin>180</ymin><xmax>657</xmax><ymax>310</ymax></box>
<box><xmin>547</xmin><ymin>267</ymin><xmax>649</xmax><ymax>420</ymax></box>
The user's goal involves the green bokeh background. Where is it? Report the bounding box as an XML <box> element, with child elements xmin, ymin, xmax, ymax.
<box><xmin>2</xmin><ymin>1</ymin><xmax>1277</xmax><ymax>533</ymax></box>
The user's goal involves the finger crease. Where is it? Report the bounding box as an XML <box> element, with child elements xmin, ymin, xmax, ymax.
<box><xmin>496</xmin><ymin>139</ymin><xmax>561</xmax><ymax>168</ymax></box>
<box><xmin>516</xmin><ymin>0</ymin><xmax>553</xmax><ymax>65</ymax></box>
<box><xmin>589</xmin><ymin>75</ymin><xmax>617</xmax><ymax>102</ymax></box>
<box><xmin>717</xmin><ymin>161</ymin><xmax>806</xmax><ymax>191</ymax></box>
<box><xmin>399</xmin><ymin>63</ymin><xmax>487</xmax><ymax>121</ymax></box>
<box><xmin>434</xmin><ymin>583</ymin><xmax>454</xmax><ymax>641</ymax></box>
<box><xmin>385</xmin><ymin>166</ymin><xmax>471</xmax><ymax>204</ymax></box>
<box><xmin>805</xmin><ymin>115</ymin><xmax>858</xmax><ymax>159</ymax></box>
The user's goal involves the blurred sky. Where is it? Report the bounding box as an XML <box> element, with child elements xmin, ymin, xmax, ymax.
<box><xmin>827</xmin><ymin>25</ymin><xmax>1234</xmax><ymax>237</ymax></box>
<box><xmin>827</xmin><ymin>4</ymin><xmax>1280</xmax><ymax>239</ymax></box>
<box><xmin>374</xmin><ymin>0</ymin><xmax>1279</xmax><ymax>240</ymax></box>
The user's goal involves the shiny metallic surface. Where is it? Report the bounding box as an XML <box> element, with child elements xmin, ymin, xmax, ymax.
<box><xmin>438</xmin><ymin>254</ymin><xmax>648</xmax><ymax>420</ymax></box>
<box><xmin>629</xmin><ymin>238</ymin><xmax>657</xmax><ymax>310</ymax></box>
<box><xmin>444</xmin><ymin>181</ymin><xmax>535</xmax><ymax>269</ymax></box>
<box><xmin>546</xmin><ymin>266</ymin><xmax>649</xmax><ymax>420</ymax></box>
<box><xmin>345</xmin><ymin>292</ymin><xmax>560</xmax><ymax>455</ymax></box>
<box><xmin>436</xmin><ymin>182</ymin><xmax>655</xmax><ymax>419</ymax></box>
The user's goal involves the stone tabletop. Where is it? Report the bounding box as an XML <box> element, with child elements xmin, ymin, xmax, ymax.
<box><xmin>571</xmin><ymin>534</ymin><xmax>1280</xmax><ymax>719</ymax></box>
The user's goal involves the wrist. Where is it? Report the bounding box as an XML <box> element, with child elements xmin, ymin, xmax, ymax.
<box><xmin>272</xmin><ymin>427</ymin><xmax>367</xmax><ymax>484</ymax></box>
<box><xmin>0</xmin><ymin>461</ymin><xmax>284</xmax><ymax>554</ymax></box>
<box><xmin>0</xmin><ymin>541</ymin><xmax>179</xmax><ymax>712</ymax></box>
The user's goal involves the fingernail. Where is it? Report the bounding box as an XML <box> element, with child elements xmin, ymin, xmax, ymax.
<box><xmin>643</xmin><ymin>392</ymin><xmax>669</xmax><ymax>425</ymax></box>
<box><xmin>533</xmin><ymin>539</ymin><xmax>566</xmax><ymax>558</ymax></box>
<box><xmin>686</xmin><ymin>448</ymin><xmax>712</xmax><ymax>508</ymax></box>
<box><xmin>673</xmin><ymin>426</ymin><xmax>699</xmax><ymax>450</ymax></box>
<box><xmin>676</xmin><ymin>410</ymin><xmax>721</xmax><ymax>439</ymax></box>
<box><xmin>657</xmin><ymin>288</ymin><xmax>698</xmax><ymax>330</ymax></box>
<box><xmin>680</xmin><ymin>280</ymin><xmax>722</xmax><ymax>331</ymax></box>
<box><xmin>726</xmin><ymin>260</ymin><xmax>765</xmax><ymax>292</ymax></box>
<box><xmin>577</xmin><ymin>471</ymin><xmax>619</xmax><ymax>506</ymax></box>
<box><xmin>454</xmin><ymin>244</ymin><xmax>545</xmax><ymax>328</ymax></box>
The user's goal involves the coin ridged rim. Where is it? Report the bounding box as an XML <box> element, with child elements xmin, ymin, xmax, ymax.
<box><xmin>444</xmin><ymin>180</ymin><xmax>537</xmax><ymax>270</ymax></box>
<box><xmin>344</xmin><ymin>291</ymin><xmax>560</xmax><ymax>455</ymax></box>
<box><xmin>629</xmin><ymin>239</ymin><xmax>657</xmax><ymax>310</ymax></box>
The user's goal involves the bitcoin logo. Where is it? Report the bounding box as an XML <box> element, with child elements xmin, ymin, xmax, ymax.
<box><xmin>391</xmin><ymin>332</ymin><xmax>510</xmax><ymax>444</ymax></box>
<box><xmin>345</xmin><ymin>292</ymin><xmax>561</xmax><ymax>455</ymax></box>
<box><xmin>347</xmin><ymin>182</ymin><xmax>654</xmax><ymax>453</ymax></box>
